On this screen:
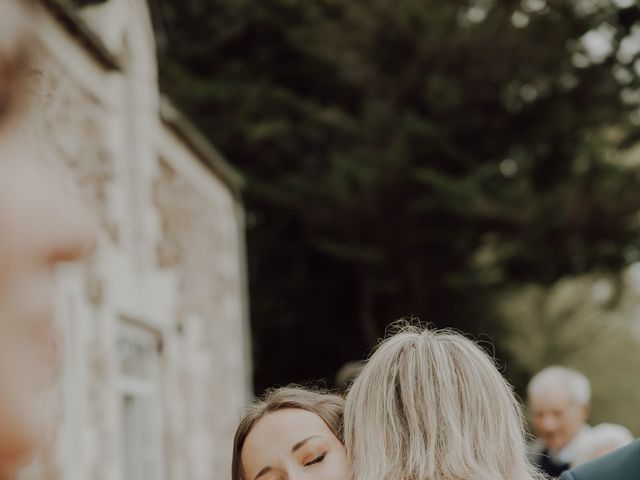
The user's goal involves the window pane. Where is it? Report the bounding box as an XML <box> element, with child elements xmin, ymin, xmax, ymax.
<box><xmin>119</xmin><ymin>322</ymin><xmax>164</xmax><ymax>480</ymax></box>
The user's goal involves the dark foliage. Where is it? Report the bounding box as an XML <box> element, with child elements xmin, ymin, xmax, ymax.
<box><xmin>156</xmin><ymin>0</ymin><xmax>640</xmax><ymax>392</ymax></box>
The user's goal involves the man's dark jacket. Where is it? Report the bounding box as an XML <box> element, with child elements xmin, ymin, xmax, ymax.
<box><xmin>560</xmin><ymin>439</ymin><xmax>640</xmax><ymax>480</ymax></box>
<box><xmin>534</xmin><ymin>450</ymin><xmax>570</xmax><ymax>478</ymax></box>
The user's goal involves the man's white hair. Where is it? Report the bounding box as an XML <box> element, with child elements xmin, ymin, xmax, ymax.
<box><xmin>527</xmin><ymin>366</ymin><xmax>591</xmax><ymax>406</ymax></box>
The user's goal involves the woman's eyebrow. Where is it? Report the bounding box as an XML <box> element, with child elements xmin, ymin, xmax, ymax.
<box><xmin>254</xmin><ymin>466</ymin><xmax>272</xmax><ymax>480</ymax></box>
<box><xmin>291</xmin><ymin>435</ymin><xmax>321</xmax><ymax>453</ymax></box>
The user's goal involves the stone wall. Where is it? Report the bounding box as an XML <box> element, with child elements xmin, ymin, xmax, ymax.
<box><xmin>19</xmin><ymin>1</ymin><xmax>250</xmax><ymax>479</ymax></box>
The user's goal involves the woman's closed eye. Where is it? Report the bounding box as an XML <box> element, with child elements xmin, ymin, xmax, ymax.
<box><xmin>303</xmin><ymin>452</ymin><xmax>327</xmax><ymax>467</ymax></box>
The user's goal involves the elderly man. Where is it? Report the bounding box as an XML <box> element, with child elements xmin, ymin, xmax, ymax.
<box><xmin>0</xmin><ymin>2</ymin><xmax>93</xmax><ymax>478</ymax></box>
<box><xmin>527</xmin><ymin>366</ymin><xmax>592</xmax><ymax>477</ymax></box>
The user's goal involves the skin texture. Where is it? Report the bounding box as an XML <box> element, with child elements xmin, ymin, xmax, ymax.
<box><xmin>241</xmin><ymin>409</ymin><xmax>348</xmax><ymax>480</ymax></box>
<box><xmin>0</xmin><ymin>130</ymin><xmax>94</xmax><ymax>477</ymax></box>
<box><xmin>530</xmin><ymin>387</ymin><xmax>588</xmax><ymax>454</ymax></box>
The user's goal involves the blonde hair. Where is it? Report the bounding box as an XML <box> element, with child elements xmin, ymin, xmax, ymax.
<box><xmin>345</xmin><ymin>325</ymin><xmax>546</xmax><ymax>480</ymax></box>
<box><xmin>231</xmin><ymin>386</ymin><xmax>344</xmax><ymax>480</ymax></box>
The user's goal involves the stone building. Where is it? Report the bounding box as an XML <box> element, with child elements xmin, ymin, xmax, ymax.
<box><xmin>20</xmin><ymin>1</ymin><xmax>251</xmax><ymax>479</ymax></box>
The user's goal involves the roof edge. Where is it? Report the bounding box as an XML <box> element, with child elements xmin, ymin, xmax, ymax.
<box><xmin>39</xmin><ymin>0</ymin><xmax>122</xmax><ymax>71</ymax></box>
<box><xmin>159</xmin><ymin>96</ymin><xmax>245</xmax><ymax>195</ymax></box>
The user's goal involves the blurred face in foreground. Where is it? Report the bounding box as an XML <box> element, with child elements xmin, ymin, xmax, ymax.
<box><xmin>241</xmin><ymin>409</ymin><xmax>348</xmax><ymax>480</ymax></box>
<box><xmin>530</xmin><ymin>387</ymin><xmax>588</xmax><ymax>453</ymax></box>
<box><xmin>0</xmin><ymin>4</ymin><xmax>94</xmax><ymax>473</ymax></box>
<box><xmin>0</xmin><ymin>137</ymin><xmax>93</xmax><ymax>473</ymax></box>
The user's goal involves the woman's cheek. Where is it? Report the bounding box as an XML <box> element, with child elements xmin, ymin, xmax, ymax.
<box><xmin>325</xmin><ymin>449</ymin><xmax>349</xmax><ymax>479</ymax></box>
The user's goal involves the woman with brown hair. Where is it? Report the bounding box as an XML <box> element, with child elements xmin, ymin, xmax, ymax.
<box><xmin>231</xmin><ymin>387</ymin><xmax>348</xmax><ymax>480</ymax></box>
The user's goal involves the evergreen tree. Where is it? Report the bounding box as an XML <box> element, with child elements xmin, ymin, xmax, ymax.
<box><xmin>156</xmin><ymin>0</ymin><xmax>640</xmax><ymax>391</ymax></box>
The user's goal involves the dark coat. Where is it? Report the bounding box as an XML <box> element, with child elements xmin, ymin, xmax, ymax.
<box><xmin>535</xmin><ymin>450</ymin><xmax>570</xmax><ymax>478</ymax></box>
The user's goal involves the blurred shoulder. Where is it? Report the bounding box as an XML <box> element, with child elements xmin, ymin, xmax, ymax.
<box><xmin>560</xmin><ymin>439</ymin><xmax>640</xmax><ymax>480</ymax></box>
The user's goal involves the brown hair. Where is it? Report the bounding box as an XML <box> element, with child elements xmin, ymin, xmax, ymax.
<box><xmin>231</xmin><ymin>386</ymin><xmax>345</xmax><ymax>480</ymax></box>
<box><xmin>0</xmin><ymin>0</ymin><xmax>35</xmax><ymax>128</ymax></box>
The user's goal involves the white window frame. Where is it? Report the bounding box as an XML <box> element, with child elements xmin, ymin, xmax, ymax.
<box><xmin>118</xmin><ymin>319</ymin><xmax>166</xmax><ymax>480</ymax></box>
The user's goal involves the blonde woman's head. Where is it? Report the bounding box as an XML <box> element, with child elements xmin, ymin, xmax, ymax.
<box><xmin>344</xmin><ymin>325</ymin><xmax>544</xmax><ymax>480</ymax></box>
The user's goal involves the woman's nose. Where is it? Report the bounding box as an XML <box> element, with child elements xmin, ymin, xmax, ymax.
<box><xmin>41</xmin><ymin>176</ymin><xmax>96</xmax><ymax>265</ymax></box>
